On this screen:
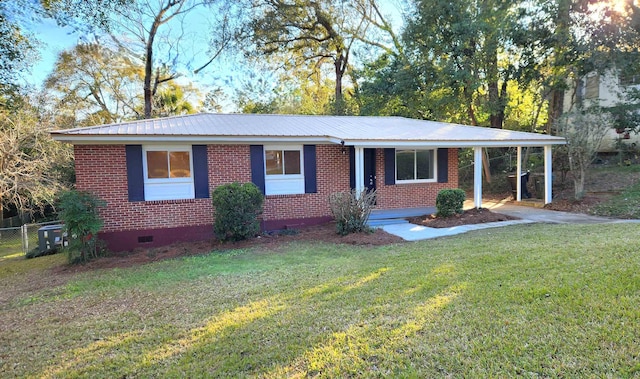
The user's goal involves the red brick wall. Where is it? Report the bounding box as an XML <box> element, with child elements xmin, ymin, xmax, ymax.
<box><xmin>375</xmin><ymin>148</ymin><xmax>459</xmax><ymax>209</ymax></box>
<box><xmin>74</xmin><ymin>144</ymin><xmax>458</xmax><ymax>249</ymax></box>
<box><xmin>262</xmin><ymin>145</ymin><xmax>351</xmax><ymax>221</ymax></box>
<box><xmin>74</xmin><ymin>145</ymin><xmax>213</xmax><ymax>233</ymax></box>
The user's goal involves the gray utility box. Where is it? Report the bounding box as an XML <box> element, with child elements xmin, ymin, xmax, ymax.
<box><xmin>38</xmin><ymin>224</ymin><xmax>66</xmax><ymax>253</ymax></box>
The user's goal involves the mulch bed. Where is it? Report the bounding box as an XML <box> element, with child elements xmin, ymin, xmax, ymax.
<box><xmin>54</xmin><ymin>222</ymin><xmax>405</xmax><ymax>273</ymax></box>
<box><xmin>408</xmin><ymin>208</ymin><xmax>519</xmax><ymax>228</ymax></box>
<box><xmin>54</xmin><ymin>209</ymin><xmax>523</xmax><ymax>273</ymax></box>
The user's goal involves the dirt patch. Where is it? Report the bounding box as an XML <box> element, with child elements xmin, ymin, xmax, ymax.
<box><xmin>543</xmin><ymin>167</ymin><xmax>627</xmax><ymax>213</ymax></box>
<box><xmin>543</xmin><ymin>193</ymin><xmax>614</xmax><ymax>213</ymax></box>
<box><xmin>408</xmin><ymin>208</ymin><xmax>518</xmax><ymax>228</ymax></box>
<box><xmin>54</xmin><ymin>222</ymin><xmax>405</xmax><ymax>273</ymax></box>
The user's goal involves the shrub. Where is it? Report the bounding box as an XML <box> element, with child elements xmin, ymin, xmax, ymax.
<box><xmin>328</xmin><ymin>189</ymin><xmax>376</xmax><ymax>236</ymax></box>
<box><xmin>25</xmin><ymin>247</ymin><xmax>54</xmax><ymax>259</ymax></box>
<box><xmin>212</xmin><ymin>182</ymin><xmax>264</xmax><ymax>242</ymax></box>
<box><xmin>436</xmin><ymin>189</ymin><xmax>466</xmax><ymax>217</ymax></box>
<box><xmin>57</xmin><ymin>190</ymin><xmax>106</xmax><ymax>264</ymax></box>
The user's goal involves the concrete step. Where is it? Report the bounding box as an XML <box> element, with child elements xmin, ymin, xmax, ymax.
<box><xmin>369</xmin><ymin>207</ymin><xmax>435</xmax><ymax>220</ymax></box>
<box><xmin>367</xmin><ymin>218</ymin><xmax>410</xmax><ymax>227</ymax></box>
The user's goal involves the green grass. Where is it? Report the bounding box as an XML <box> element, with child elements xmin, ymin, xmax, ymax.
<box><xmin>0</xmin><ymin>236</ymin><xmax>24</xmax><ymax>257</ymax></box>
<box><xmin>2</xmin><ymin>223</ymin><xmax>640</xmax><ymax>377</ymax></box>
<box><xmin>592</xmin><ymin>180</ymin><xmax>640</xmax><ymax>218</ymax></box>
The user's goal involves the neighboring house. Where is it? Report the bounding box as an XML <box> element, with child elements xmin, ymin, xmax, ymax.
<box><xmin>51</xmin><ymin>113</ymin><xmax>565</xmax><ymax>251</ymax></box>
<box><xmin>563</xmin><ymin>71</ymin><xmax>640</xmax><ymax>152</ymax></box>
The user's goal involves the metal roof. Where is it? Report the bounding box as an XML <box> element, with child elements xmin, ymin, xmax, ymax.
<box><xmin>50</xmin><ymin>113</ymin><xmax>566</xmax><ymax>147</ymax></box>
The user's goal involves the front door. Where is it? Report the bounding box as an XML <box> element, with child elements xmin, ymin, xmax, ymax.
<box><xmin>364</xmin><ymin>148</ymin><xmax>376</xmax><ymax>192</ymax></box>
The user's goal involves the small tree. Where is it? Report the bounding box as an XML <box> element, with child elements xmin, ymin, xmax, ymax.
<box><xmin>328</xmin><ymin>189</ymin><xmax>376</xmax><ymax>236</ymax></box>
<box><xmin>436</xmin><ymin>189</ymin><xmax>466</xmax><ymax>217</ymax></box>
<box><xmin>57</xmin><ymin>190</ymin><xmax>106</xmax><ymax>264</ymax></box>
<box><xmin>211</xmin><ymin>182</ymin><xmax>264</xmax><ymax>242</ymax></box>
<box><xmin>557</xmin><ymin>108</ymin><xmax>612</xmax><ymax>199</ymax></box>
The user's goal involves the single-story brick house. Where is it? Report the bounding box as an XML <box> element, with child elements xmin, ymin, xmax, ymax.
<box><xmin>51</xmin><ymin>113</ymin><xmax>565</xmax><ymax>251</ymax></box>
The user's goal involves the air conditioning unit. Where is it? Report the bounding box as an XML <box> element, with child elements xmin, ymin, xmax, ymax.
<box><xmin>38</xmin><ymin>225</ymin><xmax>67</xmax><ymax>254</ymax></box>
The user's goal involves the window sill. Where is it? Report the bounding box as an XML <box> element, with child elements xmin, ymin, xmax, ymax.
<box><xmin>265</xmin><ymin>193</ymin><xmax>307</xmax><ymax>199</ymax></box>
<box><xmin>395</xmin><ymin>179</ymin><xmax>437</xmax><ymax>185</ymax></box>
<box><xmin>142</xmin><ymin>198</ymin><xmax>199</xmax><ymax>205</ymax></box>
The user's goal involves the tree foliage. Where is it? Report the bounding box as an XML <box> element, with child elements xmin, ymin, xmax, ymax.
<box><xmin>45</xmin><ymin>42</ymin><xmax>145</xmax><ymax>125</ymax></box>
<box><xmin>45</xmin><ymin>41</ymin><xmax>200</xmax><ymax>125</ymax></box>
<box><xmin>0</xmin><ymin>0</ymin><xmax>130</xmax><ymax>97</ymax></box>
<box><xmin>0</xmin><ymin>3</ymin><xmax>36</xmax><ymax>104</ymax></box>
<box><xmin>0</xmin><ymin>106</ymin><xmax>73</xmax><ymax>224</ymax></box>
<box><xmin>250</xmin><ymin>0</ymin><xmax>387</xmax><ymax>115</ymax></box>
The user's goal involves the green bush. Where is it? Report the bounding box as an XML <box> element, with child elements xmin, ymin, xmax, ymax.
<box><xmin>25</xmin><ymin>247</ymin><xmax>55</xmax><ymax>259</ymax></box>
<box><xmin>328</xmin><ymin>189</ymin><xmax>376</xmax><ymax>236</ymax></box>
<box><xmin>57</xmin><ymin>190</ymin><xmax>106</xmax><ymax>264</ymax></box>
<box><xmin>212</xmin><ymin>182</ymin><xmax>264</xmax><ymax>242</ymax></box>
<box><xmin>436</xmin><ymin>189</ymin><xmax>466</xmax><ymax>217</ymax></box>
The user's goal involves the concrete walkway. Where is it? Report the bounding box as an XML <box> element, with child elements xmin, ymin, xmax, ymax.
<box><xmin>380</xmin><ymin>199</ymin><xmax>640</xmax><ymax>241</ymax></box>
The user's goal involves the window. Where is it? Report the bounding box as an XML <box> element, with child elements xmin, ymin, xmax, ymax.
<box><xmin>584</xmin><ymin>74</ymin><xmax>599</xmax><ymax>99</ymax></box>
<box><xmin>265</xmin><ymin>150</ymin><xmax>301</xmax><ymax>175</ymax></box>
<box><xmin>146</xmin><ymin>151</ymin><xmax>191</xmax><ymax>178</ymax></box>
<box><xmin>264</xmin><ymin>146</ymin><xmax>304</xmax><ymax>195</ymax></box>
<box><xmin>143</xmin><ymin>146</ymin><xmax>194</xmax><ymax>200</ymax></box>
<box><xmin>396</xmin><ymin>149</ymin><xmax>436</xmax><ymax>182</ymax></box>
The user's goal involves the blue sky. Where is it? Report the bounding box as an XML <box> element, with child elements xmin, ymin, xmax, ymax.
<box><xmin>26</xmin><ymin>18</ymin><xmax>80</xmax><ymax>87</ymax></box>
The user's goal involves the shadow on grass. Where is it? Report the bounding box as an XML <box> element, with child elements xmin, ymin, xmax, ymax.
<box><xmin>38</xmin><ymin>263</ymin><xmax>464</xmax><ymax>378</ymax></box>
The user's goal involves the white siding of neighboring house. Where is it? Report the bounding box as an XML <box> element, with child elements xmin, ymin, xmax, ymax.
<box><xmin>564</xmin><ymin>71</ymin><xmax>640</xmax><ymax>152</ymax></box>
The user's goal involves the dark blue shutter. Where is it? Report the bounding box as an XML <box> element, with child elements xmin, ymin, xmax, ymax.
<box><xmin>192</xmin><ymin>145</ymin><xmax>209</xmax><ymax>198</ymax></box>
<box><xmin>437</xmin><ymin>148</ymin><xmax>449</xmax><ymax>183</ymax></box>
<box><xmin>250</xmin><ymin>145</ymin><xmax>265</xmax><ymax>194</ymax></box>
<box><xmin>349</xmin><ymin>147</ymin><xmax>355</xmax><ymax>190</ymax></box>
<box><xmin>303</xmin><ymin>145</ymin><xmax>317</xmax><ymax>193</ymax></box>
<box><xmin>125</xmin><ymin>145</ymin><xmax>145</xmax><ymax>202</ymax></box>
<box><xmin>384</xmin><ymin>148</ymin><xmax>395</xmax><ymax>185</ymax></box>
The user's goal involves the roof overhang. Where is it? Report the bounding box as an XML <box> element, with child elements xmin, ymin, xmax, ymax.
<box><xmin>49</xmin><ymin>113</ymin><xmax>567</xmax><ymax>147</ymax></box>
<box><xmin>51</xmin><ymin>133</ymin><xmax>566</xmax><ymax>148</ymax></box>
<box><xmin>345</xmin><ymin>139</ymin><xmax>566</xmax><ymax>148</ymax></box>
<box><xmin>50</xmin><ymin>134</ymin><xmax>343</xmax><ymax>145</ymax></box>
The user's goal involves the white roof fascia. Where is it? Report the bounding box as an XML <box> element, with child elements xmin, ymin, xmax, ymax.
<box><xmin>51</xmin><ymin>135</ymin><xmax>343</xmax><ymax>145</ymax></box>
<box><xmin>346</xmin><ymin>139</ymin><xmax>566</xmax><ymax>148</ymax></box>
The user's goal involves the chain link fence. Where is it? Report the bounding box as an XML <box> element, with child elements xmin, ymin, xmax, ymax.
<box><xmin>0</xmin><ymin>221</ymin><xmax>62</xmax><ymax>257</ymax></box>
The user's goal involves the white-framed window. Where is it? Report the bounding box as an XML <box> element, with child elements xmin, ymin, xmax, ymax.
<box><xmin>396</xmin><ymin>149</ymin><xmax>436</xmax><ymax>183</ymax></box>
<box><xmin>264</xmin><ymin>145</ymin><xmax>304</xmax><ymax>195</ymax></box>
<box><xmin>143</xmin><ymin>145</ymin><xmax>195</xmax><ymax>200</ymax></box>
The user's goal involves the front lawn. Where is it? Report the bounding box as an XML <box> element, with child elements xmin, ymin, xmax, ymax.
<box><xmin>1</xmin><ymin>223</ymin><xmax>639</xmax><ymax>377</ymax></box>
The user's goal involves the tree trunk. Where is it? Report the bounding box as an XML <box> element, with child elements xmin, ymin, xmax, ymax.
<box><xmin>464</xmin><ymin>86</ymin><xmax>479</xmax><ymax>127</ymax></box>
<box><xmin>144</xmin><ymin>29</ymin><xmax>156</xmax><ymax>119</ymax></box>
<box><xmin>487</xmin><ymin>41</ymin><xmax>505</xmax><ymax>129</ymax></box>
<box><xmin>334</xmin><ymin>51</ymin><xmax>346</xmax><ymax>115</ymax></box>
<box><xmin>574</xmin><ymin>168</ymin><xmax>585</xmax><ymax>199</ymax></box>
<box><xmin>546</xmin><ymin>0</ymin><xmax>571</xmax><ymax>134</ymax></box>
<box><xmin>547</xmin><ymin>89</ymin><xmax>565</xmax><ymax>134</ymax></box>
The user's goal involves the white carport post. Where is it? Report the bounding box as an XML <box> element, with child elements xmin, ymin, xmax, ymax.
<box><xmin>473</xmin><ymin>146</ymin><xmax>483</xmax><ymax>208</ymax></box>
<box><xmin>516</xmin><ymin>146</ymin><xmax>522</xmax><ymax>202</ymax></box>
<box><xmin>354</xmin><ymin>147</ymin><xmax>365</xmax><ymax>194</ymax></box>
<box><xmin>544</xmin><ymin>145</ymin><xmax>553</xmax><ymax>204</ymax></box>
